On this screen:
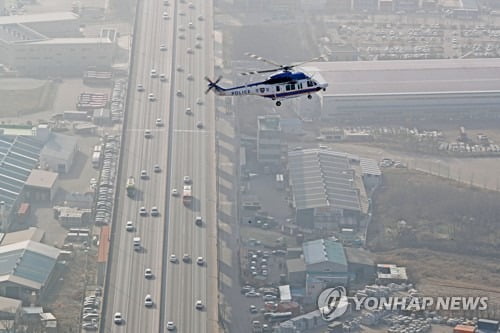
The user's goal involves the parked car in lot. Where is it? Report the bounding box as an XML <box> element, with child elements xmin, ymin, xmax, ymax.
<box><xmin>245</xmin><ymin>291</ymin><xmax>261</xmax><ymax>297</ymax></box>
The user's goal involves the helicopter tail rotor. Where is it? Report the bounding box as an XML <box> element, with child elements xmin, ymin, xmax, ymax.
<box><xmin>205</xmin><ymin>76</ymin><xmax>223</xmax><ymax>94</ymax></box>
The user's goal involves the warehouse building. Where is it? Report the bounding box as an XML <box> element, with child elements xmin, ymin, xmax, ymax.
<box><xmin>0</xmin><ymin>12</ymin><xmax>115</xmax><ymax>76</ymax></box>
<box><xmin>0</xmin><ymin>12</ymin><xmax>80</xmax><ymax>37</ymax></box>
<box><xmin>0</xmin><ymin>135</ymin><xmax>44</xmax><ymax>232</ymax></box>
<box><xmin>286</xmin><ymin>238</ymin><xmax>349</xmax><ymax>303</ymax></box>
<box><xmin>304</xmin><ymin>59</ymin><xmax>500</xmax><ymax>123</ymax></box>
<box><xmin>39</xmin><ymin>133</ymin><xmax>78</xmax><ymax>174</ymax></box>
<box><xmin>23</xmin><ymin>170</ymin><xmax>58</xmax><ymax>202</ymax></box>
<box><xmin>0</xmin><ymin>240</ymin><xmax>60</xmax><ymax>303</ymax></box>
<box><xmin>0</xmin><ymin>296</ymin><xmax>22</xmax><ymax>320</ymax></box>
<box><xmin>287</xmin><ymin>149</ymin><xmax>371</xmax><ymax>229</ymax></box>
<box><xmin>0</xmin><ymin>227</ymin><xmax>45</xmax><ymax>246</ymax></box>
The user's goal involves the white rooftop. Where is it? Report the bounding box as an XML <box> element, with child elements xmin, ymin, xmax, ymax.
<box><xmin>26</xmin><ymin>37</ymin><xmax>113</xmax><ymax>45</ymax></box>
<box><xmin>304</xmin><ymin>58</ymin><xmax>500</xmax><ymax>97</ymax></box>
<box><xmin>0</xmin><ymin>12</ymin><xmax>79</xmax><ymax>25</ymax></box>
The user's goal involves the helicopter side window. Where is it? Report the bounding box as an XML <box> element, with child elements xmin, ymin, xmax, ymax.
<box><xmin>285</xmin><ymin>85</ymin><xmax>291</xmax><ymax>91</ymax></box>
<box><xmin>290</xmin><ymin>84</ymin><xmax>296</xmax><ymax>90</ymax></box>
<box><xmin>276</xmin><ymin>86</ymin><xmax>280</xmax><ymax>92</ymax></box>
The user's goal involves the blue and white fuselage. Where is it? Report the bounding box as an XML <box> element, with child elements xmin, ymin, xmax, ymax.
<box><xmin>208</xmin><ymin>71</ymin><xmax>327</xmax><ymax>106</ymax></box>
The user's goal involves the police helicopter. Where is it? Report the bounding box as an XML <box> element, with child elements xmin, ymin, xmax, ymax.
<box><xmin>205</xmin><ymin>53</ymin><xmax>328</xmax><ymax>106</ymax></box>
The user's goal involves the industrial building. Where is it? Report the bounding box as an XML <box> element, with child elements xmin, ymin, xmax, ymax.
<box><xmin>287</xmin><ymin>149</ymin><xmax>373</xmax><ymax>229</ymax></box>
<box><xmin>0</xmin><ymin>12</ymin><xmax>115</xmax><ymax>76</ymax></box>
<box><xmin>286</xmin><ymin>238</ymin><xmax>349</xmax><ymax>303</ymax></box>
<box><xmin>376</xmin><ymin>264</ymin><xmax>408</xmax><ymax>284</ymax></box>
<box><xmin>0</xmin><ymin>227</ymin><xmax>45</xmax><ymax>246</ymax></box>
<box><xmin>0</xmin><ymin>135</ymin><xmax>44</xmax><ymax>232</ymax></box>
<box><xmin>0</xmin><ymin>12</ymin><xmax>81</xmax><ymax>37</ymax></box>
<box><xmin>304</xmin><ymin>59</ymin><xmax>500</xmax><ymax>123</ymax></box>
<box><xmin>257</xmin><ymin>115</ymin><xmax>282</xmax><ymax>167</ymax></box>
<box><xmin>39</xmin><ymin>132</ymin><xmax>78</xmax><ymax>174</ymax></box>
<box><xmin>0</xmin><ymin>240</ymin><xmax>60</xmax><ymax>303</ymax></box>
<box><xmin>23</xmin><ymin>170</ymin><xmax>58</xmax><ymax>202</ymax></box>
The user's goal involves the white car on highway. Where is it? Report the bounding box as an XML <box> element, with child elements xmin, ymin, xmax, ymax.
<box><xmin>195</xmin><ymin>300</ymin><xmax>203</xmax><ymax>310</ymax></box>
<box><xmin>169</xmin><ymin>254</ymin><xmax>178</xmax><ymax>263</ymax></box>
<box><xmin>196</xmin><ymin>256</ymin><xmax>204</xmax><ymax>265</ymax></box>
<box><xmin>150</xmin><ymin>69</ymin><xmax>157</xmax><ymax>77</ymax></box>
<box><xmin>162</xmin><ymin>12</ymin><xmax>169</xmax><ymax>19</ymax></box>
<box><xmin>183</xmin><ymin>175</ymin><xmax>191</xmax><ymax>184</ymax></box>
<box><xmin>151</xmin><ymin>206</ymin><xmax>159</xmax><ymax>216</ymax></box>
<box><xmin>144</xmin><ymin>294</ymin><xmax>153</xmax><ymax>307</ymax></box>
<box><xmin>160</xmin><ymin>44</ymin><xmax>167</xmax><ymax>51</ymax></box>
<box><xmin>113</xmin><ymin>312</ymin><xmax>122</xmax><ymax>324</ymax></box>
<box><xmin>171</xmin><ymin>188</ymin><xmax>178</xmax><ymax>196</ymax></box>
<box><xmin>148</xmin><ymin>93</ymin><xmax>155</xmax><ymax>101</ymax></box>
<box><xmin>166</xmin><ymin>321</ymin><xmax>175</xmax><ymax>331</ymax></box>
<box><xmin>125</xmin><ymin>221</ymin><xmax>134</xmax><ymax>231</ymax></box>
<box><xmin>155</xmin><ymin>118</ymin><xmax>163</xmax><ymax>126</ymax></box>
<box><xmin>144</xmin><ymin>129</ymin><xmax>152</xmax><ymax>138</ymax></box>
<box><xmin>144</xmin><ymin>268</ymin><xmax>153</xmax><ymax>279</ymax></box>
<box><xmin>137</xmin><ymin>83</ymin><xmax>144</xmax><ymax>91</ymax></box>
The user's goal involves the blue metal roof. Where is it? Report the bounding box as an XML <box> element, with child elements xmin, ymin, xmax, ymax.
<box><xmin>0</xmin><ymin>241</ymin><xmax>59</xmax><ymax>289</ymax></box>
<box><xmin>303</xmin><ymin>238</ymin><xmax>347</xmax><ymax>267</ymax></box>
<box><xmin>0</xmin><ymin>135</ymin><xmax>43</xmax><ymax>214</ymax></box>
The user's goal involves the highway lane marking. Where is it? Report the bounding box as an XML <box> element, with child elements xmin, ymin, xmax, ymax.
<box><xmin>173</xmin><ymin>129</ymin><xmax>211</xmax><ymax>133</ymax></box>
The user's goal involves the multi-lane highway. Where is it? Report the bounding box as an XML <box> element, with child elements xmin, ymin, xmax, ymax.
<box><xmin>102</xmin><ymin>0</ymin><xmax>217</xmax><ymax>331</ymax></box>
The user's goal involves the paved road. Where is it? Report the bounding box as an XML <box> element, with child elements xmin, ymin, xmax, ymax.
<box><xmin>161</xmin><ymin>0</ymin><xmax>218</xmax><ymax>332</ymax></box>
<box><xmin>102</xmin><ymin>0</ymin><xmax>217</xmax><ymax>331</ymax></box>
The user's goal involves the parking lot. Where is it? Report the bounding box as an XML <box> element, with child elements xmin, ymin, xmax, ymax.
<box><xmin>324</xmin><ymin>17</ymin><xmax>500</xmax><ymax>60</ymax></box>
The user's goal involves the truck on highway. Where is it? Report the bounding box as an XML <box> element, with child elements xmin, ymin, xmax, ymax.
<box><xmin>126</xmin><ymin>176</ymin><xmax>136</xmax><ymax>197</ymax></box>
<box><xmin>182</xmin><ymin>185</ymin><xmax>192</xmax><ymax>206</ymax></box>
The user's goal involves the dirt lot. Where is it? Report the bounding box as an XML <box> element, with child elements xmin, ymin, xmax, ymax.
<box><xmin>368</xmin><ymin>169</ymin><xmax>500</xmax><ymax>313</ymax></box>
<box><xmin>369</xmin><ymin>169</ymin><xmax>500</xmax><ymax>256</ymax></box>
<box><xmin>0</xmin><ymin>79</ymin><xmax>56</xmax><ymax>117</ymax></box>
<box><xmin>44</xmin><ymin>249</ymin><xmax>98</xmax><ymax>332</ymax></box>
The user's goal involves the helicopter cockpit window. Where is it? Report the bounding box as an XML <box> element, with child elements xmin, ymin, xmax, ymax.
<box><xmin>307</xmin><ymin>80</ymin><xmax>314</xmax><ymax>87</ymax></box>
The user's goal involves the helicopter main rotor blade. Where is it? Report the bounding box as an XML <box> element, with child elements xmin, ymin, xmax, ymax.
<box><xmin>288</xmin><ymin>54</ymin><xmax>328</xmax><ymax>68</ymax></box>
<box><xmin>244</xmin><ymin>52</ymin><xmax>282</xmax><ymax>68</ymax></box>
<box><xmin>240</xmin><ymin>69</ymin><xmax>278</xmax><ymax>76</ymax></box>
